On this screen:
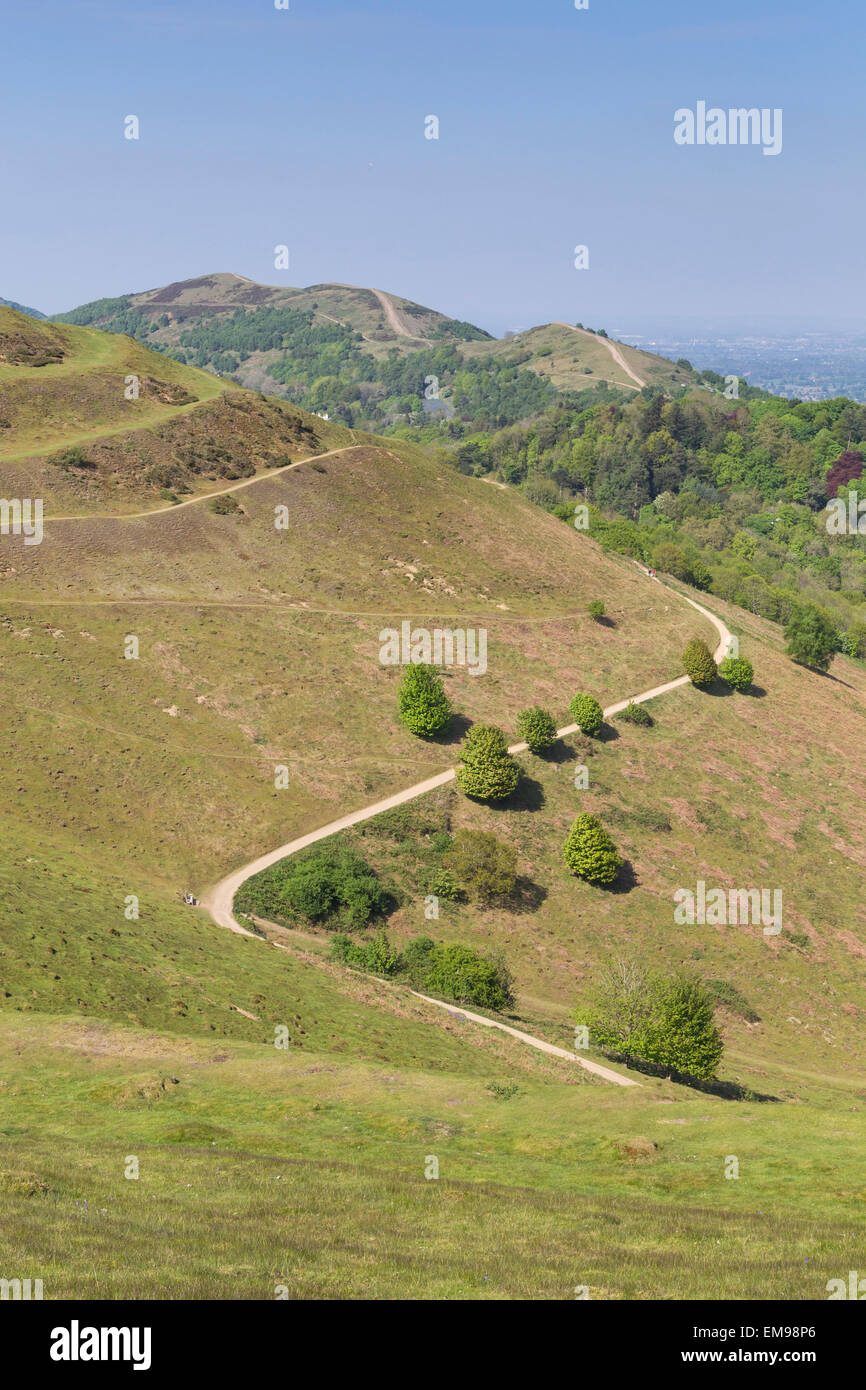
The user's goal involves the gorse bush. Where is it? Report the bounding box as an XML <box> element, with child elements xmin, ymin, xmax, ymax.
<box><xmin>616</xmin><ymin>700</ymin><xmax>653</xmax><ymax>726</ymax></box>
<box><xmin>329</xmin><ymin>929</ymin><xmax>400</xmax><ymax>976</ymax></box>
<box><xmin>424</xmin><ymin>942</ymin><xmax>514</xmax><ymax>1010</ymax></box>
<box><xmin>235</xmin><ymin>845</ymin><xmax>393</xmax><ymax>930</ymax></box>
<box><xmin>456</xmin><ymin>725</ymin><xmax>520</xmax><ymax>800</ymax></box>
<box><xmin>718</xmin><ymin>655</ymin><xmax>754</xmax><ymax>691</ymax></box>
<box><xmin>334</xmin><ymin>932</ymin><xmax>515</xmax><ymax>1010</ymax></box>
<box><xmin>682</xmin><ymin>638</ymin><xmax>717</xmax><ymax>687</ymax></box>
<box><xmin>562</xmin><ymin>814</ymin><xmax>622</xmax><ymax>885</ymax></box>
<box><xmin>516</xmin><ymin>705</ymin><xmax>557</xmax><ymax>753</ymax></box>
<box><xmin>588</xmin><ymin>600</ymin><xmax>605</xmax><ymax>621</ymax></box>
<box><xmin>397</xmin><ymin>663</ymin><xmax>452</xmax><ymax>736</ymax></box>
<box><xmin>569</xmin><ymin>693</ymin><xmax>604</xmax><ymax>736</ymax></box>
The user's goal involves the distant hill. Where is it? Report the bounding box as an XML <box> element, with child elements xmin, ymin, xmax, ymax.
<box><xmin>52</xmin><ymin>273</ymin><xmax>696</xmax><ymax>430</ymax></box>
<box><xmin>1</xmin><ymin>295</ymin><xmax>45</xmax><ymax>319</ymax></box>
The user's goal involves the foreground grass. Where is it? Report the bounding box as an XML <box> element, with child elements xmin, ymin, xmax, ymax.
<box><xmin>1</xmin><ymin>1011</ymin><xmax>863</xmax><ymax>1299</ymax></box>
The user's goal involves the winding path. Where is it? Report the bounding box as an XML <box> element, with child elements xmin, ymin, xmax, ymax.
<box><xmin>203</xmin><ymin>575</ymin><xmax>731</xmax><ymax>1086</ymax></box>
<box><xmin>553</xmin><ymin>321</ymin><xmax>646</xmax><ymax>389</ymax></box>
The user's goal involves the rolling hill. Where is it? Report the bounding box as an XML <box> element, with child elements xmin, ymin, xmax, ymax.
<box><xmin>1</xmin><ymin>311</ymin><xmax>864</xmax><ymax>1300</ymax></box>
<box><xmin>52</xmin><ymin>273</ymin><xmax>696</xmax><ymax>427</ymax></box>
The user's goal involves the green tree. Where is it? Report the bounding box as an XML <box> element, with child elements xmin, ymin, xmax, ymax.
<box><xmin>718</xmin><ymin>655</ymin><xmax>754</xmax><ymax>691</ymax></box>
<box><xmin>397</xmin><ymin>663</ymin><xmax>452</xmax><ymax>736</ymax></box>
<box><xmin>644</xmin><ymin>976</ymin><xmax>724</xmax><ymax>1079</ymax></box>
<box><xmin>583</xmin><ymin>962</ymin><xmax>723</xmax><ymax>1079</ymax></box>
<box><xmin>456</xmin><ymin>725</ymin><xmax>520</xmax><ymax>801</ymax></box>
<box><xmin>516</xmin><ymin>705</ymin><xmax>557</xmax><ymax>753</ymax></box>
<box><xmin>581</xmin><ymin>958</ymin><xmax>657</xmax><ymax>1063</ymax></box>
<box><xmin>616</xmin><ymin>699</ymin><xmax>653</xmax><ymax>726</ymax></box>
<box><xmin>446</xmin><ymin>828</ymin><xmax>517</xmax><ymax>904</ymax></box>
<box><xmin>588</xmin><ymin>600</ymin><xmax>605</xmax><ymax>621</ymax></box>
<box><xmin>569</xmin><ymin>693</ymin><xmax>604</xmax><ymax>736</ymax></box>
<box><xmin>563</xmin><ymin>814</ymin><xmax>622</xmax><ymax>885</ymax></box>
<box><xmin>682</xmin><ymin>637</ymin><xmax>717</xmax><ymax>687</ymax></box>
<box><xmin>784</xmin><ymin>604</ymin><xmax>838</xmax><ymax>671</ymax></box>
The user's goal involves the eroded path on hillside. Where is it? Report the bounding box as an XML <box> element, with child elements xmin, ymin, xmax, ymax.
<box><xmin>203</xmin><ymin>574</ymin><xmax>731</xmax><ymax>1088</ymax></box>
<box><xmin>553</xmin><ymin>321</ymin><xmax>646</xmax><ymax>389</ymax></box>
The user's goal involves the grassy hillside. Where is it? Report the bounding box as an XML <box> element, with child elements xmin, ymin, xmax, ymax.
<box><xmin>0</xmin><ymin>305</ymin><xmax>348</xmax><ymax>512</ymax></box>
<box><xmin>1</xmin><ymin>313</ymin><xmax>864</xmax><ymax>1298</ymax></box>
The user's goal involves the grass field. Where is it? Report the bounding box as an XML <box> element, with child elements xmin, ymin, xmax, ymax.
<box><xmin>0</xmin><ymin>314</ymin><xmax>864</xmax><ymax>1299</ymax></box>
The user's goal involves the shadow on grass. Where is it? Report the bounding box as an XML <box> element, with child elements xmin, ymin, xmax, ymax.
<box><xmin>501</xmin><ymin>775</ymin><xmax>546</xmax><ymax>812</ymax></box>
<box><xmin>508</xmin><ymin>875</ymin><xmax>547</xmax><ymax>914</ymax></box>
<box><xmin>607</xmin><ymin>860</ymin><xmax>639</xmax><ymax>894</ymax></box>
<box><xmin>700</xmin><ymin>679</ymin><xmax>734</xmax><ymax>698</ymax></box>
<box><xmin>429</xmin><ymin>713</ymin><xmax>473</xmax><ymax>746</ymax></box>
<box><xmin>536</xmin><ymin>737</ymin><xmax>585</xmax><ymax>765</ymax></box>
<box><xmin>743</xmin><ymin>684</ymin><xmax>767</xmax><ymax>698</ymax></box>
<box><xmin>595</xmin><ymin>723</ymin><xmax>620</xmax><ymax>743</ymax></box>
<box><xmin>599</xmin><ymin>1051</ymin><xmax>781</xmax><ymax>1102</ymax></box>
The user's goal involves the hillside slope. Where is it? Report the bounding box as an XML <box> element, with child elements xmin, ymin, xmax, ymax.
<box><xmin>2</xmin><ymin>313</ymin><xmax>865</xmax><ymax>1299</ymax></box>
<box><xmin>0</xmin><ymin>305</ymin><xmax>347</xmax><ymax>512</ymax></box>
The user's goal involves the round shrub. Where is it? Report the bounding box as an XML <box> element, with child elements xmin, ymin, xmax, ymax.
<box><xmin>718</xmin><ymin>656</ymin><xmax>753</xmax><ymax>691</ymax></box>
<box><xmin>569</xmin><ymin>693</ymin><xmax>604</xmax><ymax>737</ymax></box>
<box><xmin>588</xmin><ymin>600</ymin><xmax>605</xmax><ymax>621</ymax></box>
<box><xmin>682</xmin><ymin>638</ymin><xmax>717</xmax><ymax>687</ymax></box>
<box><xmin>617</xmin><ymin>700</ymin><xmax>653</xmax><ymax>727</ymax></box>
<box><xmin>563</xmin><ymin>814</ymin><xmax>622</xmax><ymax>886</ymax></box>
<box><xmin>456</xmin><ymin>725</ymin><xmax>520</xmax><ymax>801</ymax></box>
<box><xmin>516</xmin><ymin>705</ymin><xmax>557</xmax><ymax>753</ymax></box>
<box><xmin>397</xmin><ymin>663</ymin><xmax>452</xmax><ymax>737</ymax></box>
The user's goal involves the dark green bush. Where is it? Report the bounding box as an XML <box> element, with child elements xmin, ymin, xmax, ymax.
<box><xmin>236</xmin><ymin>845</ymin><xmax>393</xmax><ymax>930</ymax></box>
<box><xmin>616</xmin><ymin>700</ymin><xmax>653</xmax><ymax>726</ymax></box>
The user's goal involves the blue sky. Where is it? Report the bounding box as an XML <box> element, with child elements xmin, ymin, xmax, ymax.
<box><xmin>2</xmin><ymin>0</ymin><xmax>863</xmax><ymax>333</ymax></box>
